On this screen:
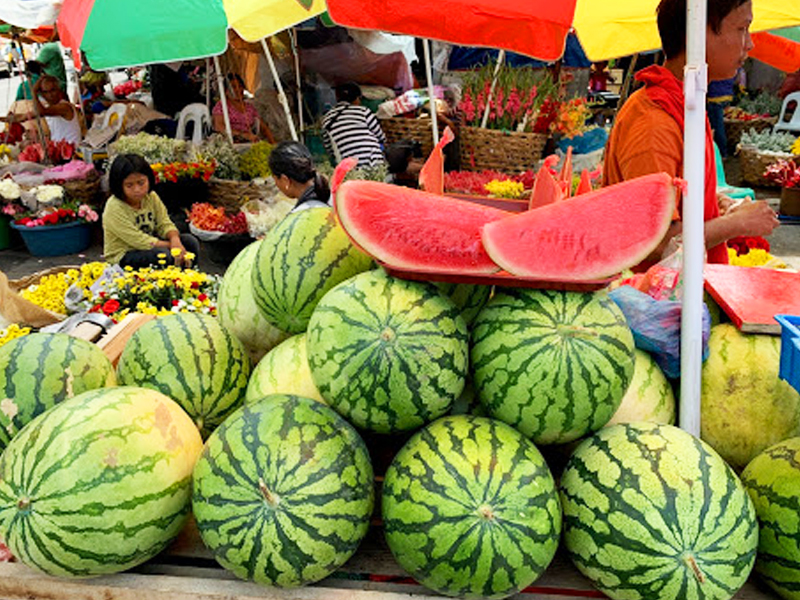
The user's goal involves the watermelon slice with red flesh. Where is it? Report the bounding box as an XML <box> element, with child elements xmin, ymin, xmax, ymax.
<box><xmin>528</xmin><ymin>164</ymin><xmax>563</xmax><ymax>210</ymax></box>
<box><xmin>575</xmin><ymin>169</ymin><xmax>592</xmax><ymax>196</ymax></box>
<box><xmin>330</xmin><ymin>157</ymin><xmax>358</xmax><ymax>195</ymax></box>
<box><xmin>336</xmin><ymin>179</ymin><xmax>508</xmax><ymax>274</ymax></box>
<box><xmin>482</xmin><ymin>172</ymin><xmax>678</xmax><ymax>281</ymax></box>
<box><xmin>418</xmin><ymin>127</ymin><xmax>455</xmax><ymax>194</ymax></box>
<box><xmin>559</xmin><ymin>146</ymin><xmax>574</xmax><ymax>197</ymax></box>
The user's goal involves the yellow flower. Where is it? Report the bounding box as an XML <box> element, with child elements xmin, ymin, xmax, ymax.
<box><xmin>0</xmin><ymin>324</ymin><xmax>31</xmax><ymax>348</ymax></box>
<box><xmin>184</xmin><ymin>252</ymin><xmax>196</xmax><ymax>261</ymax></box>
<box><xmin>484</xmin><ymin>179</ymin><xmax>525</xmax><ymax>199</ymax></box>
<box><xmin>158</xmin><ymin>260</ymin><xmax>166</xmax><ymax>266</ymax></box>
<box><xmin>157</xmin><ymin>253</ymin><xmax>167</xmax><ymax>259</ymax></box>
<box><xmin>170</xmin><ymin>247</ymin><xmax>182</xmax><ymax>257</ymax></box>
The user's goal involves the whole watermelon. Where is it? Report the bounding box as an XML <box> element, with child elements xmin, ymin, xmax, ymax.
<box><xmin>471</xmin><ymin>289</ymin><xmax>635</xmax><ymax>444</ymax></box>
<box><xmin>251</xmin><ymin>207</ymin><xmax>373</xmax><ymax>334</ymax></box>
<box><xmin>742</xmin><ymin>437</ymin><xmax>800</xmax><ymax>600</ymax></box>
<box><xmin>217</xmin><ymin>240</ymin><xmax>290</xmax><ymax>363</ymax></box>
<box><xmin>606</xmin><ymin>349</ymin><xmax>675</xmax><ymax>426</ymax></box>
<box><xmin>435</xmin><ymin>282</ymin><xmax>492</xmax><ymax>326</ymax></box>
<box><xmin>0</xmin><ymin>332</ymin><xmax>116</xmax><ymax>450</ymax></box>
<box><xmin>0</xmin><ymin>386</ymin><xmax>203</xmax><ymax>577</ymax></box>
<box><xmin>701</xmin><ymin>323</ymin><xmax>800</xmax><ymax>470</ymax></box>
<box><xmin>117</xmin><ymin>313</ymin><xmax>250</xmax><ymax>437</ymax></box>
<box><xmin>383</xmin><ymin>415</ymin><xmax>561</xmax><ymax>599</ymax></box>
<box><xmin>192</xmin><ymin>394</ymin><xmax>374</xmax><ymax>587</ymax></box>
<box><xmin>246</xmin><ymin>333</ymin><xmax>323</xmax><ymax>405</ymax></box>
<box><xmin>561</xmin><ymin>422</ymin><xmax>758</xmax><ymax>600</ymax></box>
<box><xmin>307</xmin><ymin>269</ymin><xmax>468</xmax><ymax>433</ymax></box>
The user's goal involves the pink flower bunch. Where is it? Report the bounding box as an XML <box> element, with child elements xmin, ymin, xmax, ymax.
<box><xmin>15</xmin><ymin>203</ymin><xmax>99</xmax><ymax>228</ymax></box>
<box><xmin>765</xmin><ymin>159</ymin><xmax>800</xmax><ymax>189</ymax></box>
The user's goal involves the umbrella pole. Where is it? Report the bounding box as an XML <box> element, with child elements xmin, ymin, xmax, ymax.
<box><xmin>205</xmin><ymin>58</ymin><xmax>211</xmax><ymax>110</ymax></box>
<box><xmin>290</xmin><ymin>28</ymin><xmax>304</xmax><ymax>141</ymax></box>
<box><xmin>423</xmin><ymin>39</ymin><xmax>439</xmax><ymax>145</ymax></box>
<box><xmin>480</xmin><ymin>49</ymin><xmax>505</xmax><ymax>129</ymax></box>
<box><xmin>260</xmin><ymin>38</ymin><xmax>298</xmax><ymax>142</ymax></box>
<box><xmin>679</xmin><ymin>0</ymin><xmax>707</xmax><ymax>437</ymax></box>
<box><xmin>213</xmin><ymin>55</ymin><xmax>235</xmax><ymax>144</ymax></box>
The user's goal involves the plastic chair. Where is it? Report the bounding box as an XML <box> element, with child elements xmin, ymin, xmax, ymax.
<box><xmin>176</xmin><ymin>103</ymin><xmax>211</xmax><ymax>144</ymax></box>
<box><xmin>774</xmin><ymin>91</ymin><xmax>800</xmax><ymax>134</ymax></box>
<box><xmin>714</xmin><ymin>142</ymin><xmax>755</xmax><ymax>201</ymax></box>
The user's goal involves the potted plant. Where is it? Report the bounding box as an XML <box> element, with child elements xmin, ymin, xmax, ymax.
<box><xmin>10</xmin><ymin>191</ymin><xmax>99</xmax><ymax>257</ymax></box>
<box><xmin>764</xmin><ymin>158</ymin><xmax>800</xmax><ymax>217</ymax></box>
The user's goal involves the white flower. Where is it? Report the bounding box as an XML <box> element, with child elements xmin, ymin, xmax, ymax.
<box><xmin>33</xmin><ymin>185</ymin><xmax>64</xmax><ymax>204</ymax></box>
<box><xmin>0</xmin><ymin>180</ymin><xmax>21</xmax><ymax>200</ymax></box>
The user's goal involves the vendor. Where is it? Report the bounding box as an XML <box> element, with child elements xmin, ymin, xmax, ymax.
<box><xmin>269</xmin><ymin>141</ymin><xmax>330</xmax><ymax>212</ymax></box>
<box><xmin>603</xmin><ymin>0</ymin><xmax>779</xmax><ymax>269</ymax></box>
<box><xmin>321</xmin><ymin>82</ymin><xmax>386</xmax><ymax>167</ymax></box>
<box><xmin>103</xmin><ymin>154</ymin><xmax>200</xmax><ymax>269</ymax></box>
<box><xmin>212</xmin><ymin>74</ymin><xmax>275</xmax><ymax>144</ymax></box>
<box><xmin>28</xmin><ymin>75</ymin><xmax>82</xmax><ymax>144</ymax></box>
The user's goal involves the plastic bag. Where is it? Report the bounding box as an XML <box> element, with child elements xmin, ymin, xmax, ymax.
<box><xmin>241</xmin><ymin>198</ymin><xmax>294</xmax><ymax>239</ymax></box>
<box><xmin>609</xmin><ymin>286</ymin><xmax>710</xmax><ymax>380</ymax></box>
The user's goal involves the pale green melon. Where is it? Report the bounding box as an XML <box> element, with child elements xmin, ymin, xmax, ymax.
<box><xmin>246</xmin><ymin>334</ymin><xmax>323</xmax><ymax>405</ymax></box>
<box><xmin>606</xmin><ymin>349</ymin><xmax>675</xmax><ymax>426</ymax></box>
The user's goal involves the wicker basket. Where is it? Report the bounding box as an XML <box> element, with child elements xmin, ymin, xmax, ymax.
<box><xmin>60</xmin><ymin>169</ymin><xmax>103</xmax><ymax>206</ymax></box>
<box><xmin>724</xmin><ymin>117</ymin><xmax>776</xmax><ymax>154</ymax></box>
<box><xmin>459</xmin><ymin>126</ymin><xmax>547</xmax><ymax>173</ymax></box>
<box><xmin>738</xmin><ymin>145</ymin><xmax>794</xmax><ymax>187</ymax></box>
<box><xmin>380</xmin><ymin>117</ymin><xmax>435</xmax><ymax>158</ymax></box>
<box><xmin>207</xmin><ymin>177</ymin><xmax>279</xmax><ymax>211</ymax></box>
<box><xmin>9</xmin><ymin>265</ymin><xmax>79</xmax><ymax>293</ymax></box>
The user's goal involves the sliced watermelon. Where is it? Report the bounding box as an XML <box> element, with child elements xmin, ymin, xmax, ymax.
<box><xmin>482</xmin><ymin>173</ymin><xmax>678</xmax><ymax>281</ymax></box>
<box><xmin>330</xmin><ymin>157</ymin><xmax>358</xmax><ymax>195</ymax></box>
<box><xmin>418</xmin><ymin>127</ymin><xmax>455</xmax><ymax>195</ymax></box>
<box><xmin>559</xmin><ymin>146</ymin><xmax>574</xmax><ymax>197</ymax></box>
<box><xmin>336</xmin><ymin>180</ymin><xmax>508</xmax><ymax>274</ymax></box>
<box><xmin>575</xmin><ymin>169</ymin><xmax>592</xmax><ymax>196</ymax></box>
<box><xmin>528</xmin><ymin>165</ymin><xmax>563</xmax><ymax>210</ymax></box>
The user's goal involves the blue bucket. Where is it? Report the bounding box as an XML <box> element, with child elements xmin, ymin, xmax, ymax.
<box><xmin>776</xmin><ymin>314</ymin><xmax>800</xmax><ymax>395</ymax></box>
<box><xmin>10</xmin><ymin>220</ymin><xmax>93</xmax><ymax>257</ymax></box>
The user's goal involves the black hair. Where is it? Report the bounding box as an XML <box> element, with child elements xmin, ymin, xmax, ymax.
<box><xmin>109</xmin><ymin>154</ymin><xmax>156</xmax><ymax>201</ymax></box>
<box><xmin>269</xmin><ymin>141</ymin><xmax>330</xmax><ymax>201</ymax></box>
<box><xmin>26</xmin><ymin>61</ymin><xmax>43</xmax><ymax>76</ymax></box>
<box><xmin>336</xmin><ymin>82</ymin><xmax>361</xmax><ymax>103</ymax></box>
<box><xmin>385</xmin><ymin>140</ymin><xmax>422</xmax><ymax>174</ymax></box>
<box><xmin>657</xmin><ymin>0</ymin><xmax>750</xmax><ymax>59</ymax></box>
<box><xmin>227</xmin><ymin>73</ymin><xmax>246</xmax><ymax>87</ymax></box>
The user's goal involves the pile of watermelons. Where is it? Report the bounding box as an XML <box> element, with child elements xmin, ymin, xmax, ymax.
<box><xmin>0</xmin><ymin>198</ymin><xmax>799</xmax><ymax>600</ymax></box>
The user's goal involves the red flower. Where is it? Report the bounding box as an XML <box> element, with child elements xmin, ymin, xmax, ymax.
<box><xmin>191</xmin><ymin>281</ymin><xmax>200</xmax><ymax>289</ymax></box>
<box><xmin>172</xmin><ymin>299</ymin><xmax>180</xmax><ymax>306</ymax></box>
<box><xmin>198</xmin><ymin>293</ymin><xmax>208</xmax><ymax>302</ymax></box>
<box><xmin>101</xmin><ymin>300</ymin><xmax>120</xmax><ymax>315</ymax></box>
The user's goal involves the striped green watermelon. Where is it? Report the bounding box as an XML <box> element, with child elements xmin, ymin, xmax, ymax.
<box><xmin>606</xmin><ymin>349</ymin><xmax>675</xmax><ymax>426</ymax></box>
<box><xmin>435</xmin><ymin>282</ymin><xmax>492</xmax><ymax>326</ymax></box>
<box><xmin>0</xmin><ymin>386</ymin><xmax>203</xmax><ymax>577</ymax></box>
<box><xmin>217</xmin><ymin>240</ymin><xmax>290</xmax><ymax>363</ymax></box>
<box><xmin>192</xmin><ymin>394</ymin><xmax>374</xmax><ymax>587</ymax></box>
<box><xmin>383</xmin><ymin>415</ymin><xmax>561</xmax><ymax>599</ymax></box>
<box><xmin>742</xmin><ymin>437</ymin><xmax>800</xmax><ymax>600</ymax></box>
<box><xmin>307</xmin><ymin>269</ymin><xmax>468</xmax><ymax>433</ymax></box>
<box><xmin>0</xmin><ymin>332</ymin><xmax>116</xmax><ymax>450</ymax></box>
<box><xmin>246</xmin><ymin>334</ymin><xmax>323</xmax><ymax>405</ymax></box>
<box><xmin>117</xmin><ymin>313</ymin><xmax>250</xmax><ymax>438</ymax></box>
<box><xmin>701</xmin><ymin>324</ymin><xmax>800</xmax><ymax>471</ymax></box>
<box><xmin>561</xmin><ymin>422</ymin><xmax>758</xmax><ymax>600</ymax></box>
<box><xmin>251</xmin><ymin>207</ymin><xmax>373</xmax><ymax>334</ymax></box>
<box><xmin>471</xmin><ymin>289</ymin><xmax>635</xmax><ymax>444</ymax></box>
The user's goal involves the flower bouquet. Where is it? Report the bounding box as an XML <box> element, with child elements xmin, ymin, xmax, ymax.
<box><xmin>150</xmin><ymin>160</ymin><xmax>216</xmax><ymax>184</ymax></box>
<box><xmin>11</xmin><ymin>198</ymin><xmax>99</xmax><ymax>257</ymax></box>
<box><xmin>765</xmin><ymin>158</ymin><xmax>800</xmax><ymax>217</ymax></box>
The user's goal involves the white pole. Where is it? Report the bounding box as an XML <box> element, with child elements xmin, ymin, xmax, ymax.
<box><xmin>260</xmin><ymin>38</ymin><xmax>298</xmax><ymax>141</ymax></box>
<box><xmin>680</xmin><ymin>0</ymin><xmax>707</xmax><ymax>437</ymax></box>
<box><xmin>290</xmin><ymin>28</ymin><xmax>304</xmax><ymax>140</ymax></box>
<box><xmin>481</xmin><ymin>49</ymin><xmax>505</xmax><ymax>129</ymax></box>
<box><xmin>205</xmin><ymin>58</ymin><xmax>211</xmax><ymax>110</ymax></box>
<box><xmin>213</xmin><ymin>55</ymin><xmax>234</xmax><ymax>144</ymax></box>
<box><xmin>423</xmin><ymin>38</ymin><xmax>439</xmax><ymax>145</ymax></box>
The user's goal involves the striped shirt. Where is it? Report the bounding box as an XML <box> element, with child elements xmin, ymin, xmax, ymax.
<box><xmin>321</xmin><ymin>102</ymin><xmax>386</xmax><ymax>166</ymax></box>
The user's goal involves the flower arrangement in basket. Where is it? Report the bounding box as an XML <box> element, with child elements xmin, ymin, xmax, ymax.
<box><xmin>187</xmin><ymin>202</ymin><xmax>248</xmax><ymax>236</ymax></box>
<box><xmin>444</xmin><ymin>169</ymin><xmax>536</xmax><ymax>198</ymax></box>
<box><xmin>17</xmin><ymin>140</ymin><xmax>76</xmax><ymax>164</ymax></box>
<box><xmin>764</xmin><ymin>158</ymin><xmax>800</xmax><ymax>189</ymax></box>
<box><xmin>13</xmin><ymin>197</ymin><xmax>99</xmax><ymax>228</ymax></box>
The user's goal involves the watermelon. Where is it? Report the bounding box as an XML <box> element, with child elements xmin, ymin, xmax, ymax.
<box><xmin>471</xmin><ymin>289</ymin><xmax>635</xmax><ymax>444</ymax></box>
<box><xmin>434</xmin><ymin>281</ymin><xmax>492</xmax><ymax>326</ymax></box>
<box><xmin>0</xmin><ymin>386</ymin><xmax>203</xmax><ymax>577</ymax></box>
<box><xmin>419</xmin><ymin>126</ymin><xmax>455</xmax><ymax>194</ymax></box>
<box><xmin>558</xmin><ymin>145</ymin><xmax>574</xmax><ymax>197</ymax></box>
<box><xmin>701</xmin><ymin>323</ymin><xmax>800</xmax><ymax>471</ymax></box>
<box><xmin>606</xmin><ymin>349</ymin><xmax>676</xmax><ymax>426</ymax></box>
<box><xmin>251</xmin><ymin>207</ymin><xmax>373</xmax><ymax>334</ymax></box>
<box><xmin>307</xmin><ymin>269</ymin><xmax>468</xmax><ymax>434</ymax></box>
<box><xmin>217</xmin><ymin>240</ymin><xmax>290</xmax><ymax>363</ymax></box>
<box><xmin>192</xmin><ymin>394</ymin><xmax>374</xmax><ymax>588</ymax></box>
<box><xmin>483</xmin><ymin>172</ymin><xmax>678</xmax><ymax>280</ymax></box>
<box><xmin>561</xmin><ymin>422</ymin><xmax>759</xmax><ymax>600</ymax></box>
<box><xmin>117</xmin><ymin>313</ymin><xmax>251</xmax><ymax>438</ymax></box>
<box><xmin>0</xmin><ymin>332</ymin><xmax>116</xmax><ymax>450</ymax></box>
<box><xmin>575</xmin><ymin>169</ymin><xmax>592</xmax><ymax>195</ymax></box>
<box><xmin>742</xmin><ymin>438</ymin><xmax>800</xmax><ymax>600</ymax></box>
<box><xmin>383</xmin><ymin>415</ymin><xmax>561</xmax><ymax>599</ymax></box>
<box><xmin>246</xmin><ymin>334</ymin><xmax>324</xmax><ymax>405</ymax></box>
<box><xmin>528</xmin><ymin>164</ymin><xmax>562</xmax><ymax>209</ymax></box>
<box><xmin>335</xmin><ymin>179</ymin><xmax>508</xmax><ymax>274</ymax></box>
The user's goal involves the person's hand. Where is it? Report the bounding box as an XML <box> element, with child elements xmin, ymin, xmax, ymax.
<box><xmin>717</xmin><ymin>193</ymin><xmax>735</xmax><ymax>215</ymax></box>
<box><xmin>727</xmin><ymin>199</ymin><xmax>780</xmax><ymax>237</ymax></box>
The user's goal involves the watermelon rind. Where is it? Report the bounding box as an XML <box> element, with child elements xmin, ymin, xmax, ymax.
<box><xmin>192</xmin><ymin>394</ymin><xmax>374</xmax><ymax>588</ymax></box>
<box><xmin>307</xmin><ymin>269</ymin><xmax>468</xmax><ymax>434</ymax></box>
<box><xmin>435</xmin><ymin>282</ymin><xmax>493</xmax><ymax>326</ymax></box>
<box><xmin>561</xmin><ymin>422</ymin><xmax>758</xmax><ymax>600</ymax></box>
<box><xmin>0</xmin><ymin>386</ymin><xmax>203</xmax><ymax>577</ymax></box>
<box><xmin>383</xmin><ymin>415</ymin><xmax>561</xmax><ymax>599</ymax></box>
<box><xmin>0</xmin><ymin>332</ymin><xmax>116</xmax><ymax>450</ymax></box>
<box><xmin>742</xmin><ymin>437</ymin><xmax>800</xmax><ymax>600</ymax></box>
<box><xmin>471</xmin><ymin>289</ymin><xmax>635</xmax><ymax>444</ymax></box>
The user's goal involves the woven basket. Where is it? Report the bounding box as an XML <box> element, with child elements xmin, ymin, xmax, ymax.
<box><xmin>380</xmin><ymin>117</ymin><xmax>435</xmax><ymax>158</ymax></box>
<box><xmin>738</xmin><ymin>145</ymin><xmax>794</xmax><ymax>187</ymax></box>
<box><xmin>207</xmin><ymin>177</ymin><xmax>278</xmax><ymax>211</ymax></box>
<box><xmin>60</xmin><ymin>169</ymin><xmax>103</xmax><ymax>206</ymax></box>
<box><xmin>9</xmin><ymin>265</ymin><xmax>79</xmax><ymax>293</ymax></box>
<box><xmin>460</xmin><ymin>126</ymin><xmax>547</xmax><ymax>173</ymax></box>
<box><xmin>724</xmin><ymin>117</ymin><xmax>776</xmax><ymax>154</ymax></box>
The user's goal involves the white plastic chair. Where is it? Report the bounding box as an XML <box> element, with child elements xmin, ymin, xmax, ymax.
<box><xmin>774</xmin><ymin>91</ymin><xmax>800</xmax><ymax>134</ymax></box>
<box><xmin>176</xmin><ymin>103</ymin><xmax>211</xmax><ymax>144</ymax></box>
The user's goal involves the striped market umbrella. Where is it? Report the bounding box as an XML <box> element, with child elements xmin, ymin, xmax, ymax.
<box><xmin>751</xmin><ymin>27</ymin><xmax>800</xmax><ymax>72</ymax></box>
